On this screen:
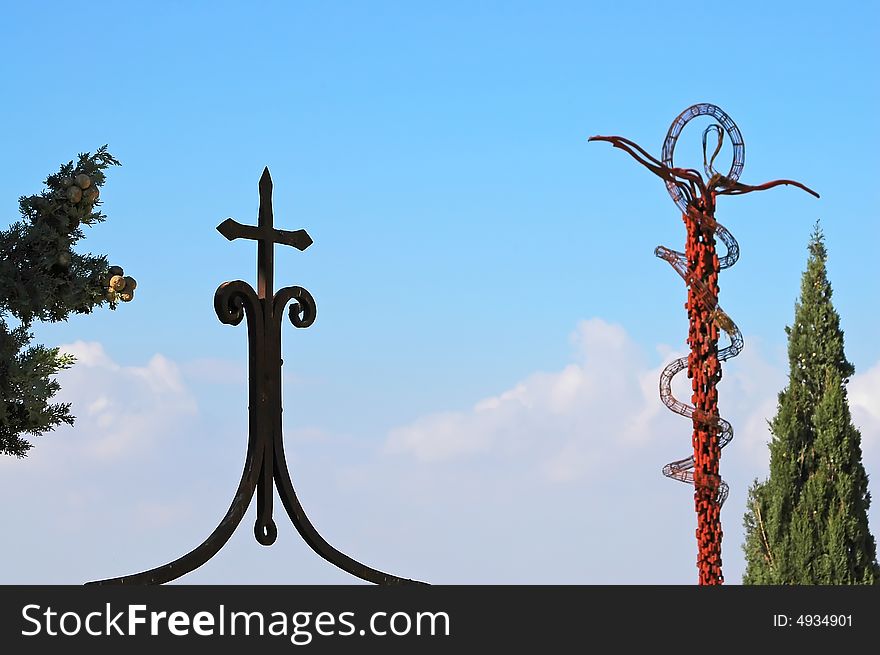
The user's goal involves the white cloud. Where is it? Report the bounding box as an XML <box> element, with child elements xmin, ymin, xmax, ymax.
<box><xmin>716</xmin><ymin>340</ymin><xmax>788</xmax><ymax>471</ymax></box>
<box><xmin>850</xmin><ymin>360</ymin><xmax>880</xmax><ymax>458</ymax></box>
<box><xmin>47</xmin><ymin>341</ymin><xmax>198</xmax><ymax>461</ymax></box>
<box><xmin>180</xmin><ymin>357</ymin><xmax>246</xmax><ymax>384</ymax></box>
<box><xmin>385</xmin><ymin>318</ymin><xmax>672</xmax><ymax>482</ymax></box>
<box><xmin>61</xmin><ymin>340</ymin><xmax>118</xmax><ymax>368</ymax></box>
<box><xmin>3</xmin><ymin>327</ymin><xmax>876</xmax><ymax>585</ymax></box>
<box><xmin>385</xmin><ymin>319</ymin><xmax>879</xmax><ymax>490</ymax></box>
<box><xmin>378</xmin><ymin>321</ymin><xmax>880</xmax><ymax>582</ymax></box>
<box><xmin>722</xmin><ymin>345</ymin><xmax>880</xmax><ymax>471</ymax></box>
<box><xmin>0</xmin><ymin>343</ymin><xmax>211</xmax><ymax>583</ymax></box>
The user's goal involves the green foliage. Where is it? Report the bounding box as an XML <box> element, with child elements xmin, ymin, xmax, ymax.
<box><xmin>1</xmin><ymin>147</ymin><xmax>129</xmax><ymax>457</ymax></box>
<box><xmin>742</xmin><ymin>222</ymin><xmax>879</xmax><ymax>584</ymax></box>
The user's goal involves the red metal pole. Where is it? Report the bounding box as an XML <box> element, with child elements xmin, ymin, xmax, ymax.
<box><xmin>684</xmin><ymin>206</ymin><xmax>724</xmax><ymax>585</ymax></box>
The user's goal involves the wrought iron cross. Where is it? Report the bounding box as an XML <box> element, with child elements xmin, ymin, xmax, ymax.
<box><xmin>216</xmin><ymin>169</ymin><xmax>313</xmax><ymax>300</ymax></box>
<box><xmin>89</xmin><ymin>168</ymin><xmax>424</xmax><ymax>585</ymax></box>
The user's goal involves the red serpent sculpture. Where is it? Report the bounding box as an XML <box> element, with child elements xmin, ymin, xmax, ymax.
<box><xmin>590</xmin><ymin>103</ymin><xmax>818</xmax><ymax>584</ymax></box>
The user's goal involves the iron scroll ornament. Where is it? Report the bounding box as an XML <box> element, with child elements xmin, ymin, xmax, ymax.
<box><xmin>88</xmin><ymin>168</ymin><xmax>425</xmax><ymax>585</ymax></box>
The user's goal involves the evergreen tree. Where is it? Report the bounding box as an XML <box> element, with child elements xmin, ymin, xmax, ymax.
<box><xmin>0</xmin><ymin>147</ymin><xmax>137</xmax><ymax>457</ymax></box>
<box><xmin>742</xmin><ymin>222</ymin><xmax>879</xmax><ymax>584</ymax></box>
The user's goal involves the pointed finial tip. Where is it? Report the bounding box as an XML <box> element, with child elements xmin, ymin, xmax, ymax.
<box><xmin>259</xmin><ymin>167</ymin><xmax>273</xmax><ymax>191</ymax></box>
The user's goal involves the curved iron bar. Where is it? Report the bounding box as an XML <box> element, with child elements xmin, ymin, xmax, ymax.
<box><xmin>271</xmin><ymin>437</ymin><xmax>422</xmax><ymax>585</ymax></box>
<box><xmin>86</xmin><ymin>445</ymin><xmax>264</xmax><ymax>585</ymax></box>
<box><xmin>272</xmin><ymin>288</ymin><xmax>425</xmax><ymax>585</ymax></box>
<box><xmin>87</xmin><ymin>282</ymin><xmax>265</xmax><ymax>585</ymax></box>
<box><xmin>588</xmin><ymin>134</ymin><xmax>704</xmax><ymax>209</ymax></box>
<box><xmin>716</xmin><ymin>177</ymin><xmax>819</xmax><ymax>199</ymax></box>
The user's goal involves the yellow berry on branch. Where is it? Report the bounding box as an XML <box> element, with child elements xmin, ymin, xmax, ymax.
<box><xmin>109</xmin><ymin>275</ymin><xmax>126</xmax><ymax>291</ymax></box>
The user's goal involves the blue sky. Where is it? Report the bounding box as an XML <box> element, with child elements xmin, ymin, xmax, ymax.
<box><xmin>1</xmin><ymin>1</ymin><xmax>877</xmax><ymax>584</ymax></box>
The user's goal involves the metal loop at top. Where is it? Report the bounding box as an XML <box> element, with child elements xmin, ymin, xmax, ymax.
<box><xmin>661</xmin><ymin>103</ymin><xmax>745</xmax><ymax>212</ymax></box>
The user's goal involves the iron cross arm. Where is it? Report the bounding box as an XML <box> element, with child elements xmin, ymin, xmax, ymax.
<box><xmin>216</xmin><ymin>167</ymin><xmax>313</xmax><ymax>252</ymax></box>
<box><xmin>216</xmin><ymin>168</ymin><xmax>313</xmax><ymax>300</ymax></box>
<box><xmin>217</xmin><ymin>218</ymin><xmax>313</xmax><ymax>251</ymax></box>
<box><xmin>216</xmin><ymin>219</ymin><xmax>313</xmax><ymax>251</ymax></box>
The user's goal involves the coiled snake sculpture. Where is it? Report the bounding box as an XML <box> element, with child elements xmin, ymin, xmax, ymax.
<box><xmin>590</xmin><ymin>103</ymin><xmax>818</xmax><ymax>584</ymax></box>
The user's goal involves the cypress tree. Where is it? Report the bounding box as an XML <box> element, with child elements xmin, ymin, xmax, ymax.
<box><xmin>1</xmin><ymin>147</ymin><xmax>137</xmax><ymax>457</ymax></box>
<box><xmin>742</xmin><ymin>222</ymin><xmax>879</xmax><ymax>584</ymax></box>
